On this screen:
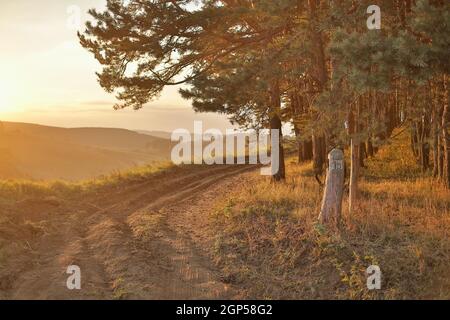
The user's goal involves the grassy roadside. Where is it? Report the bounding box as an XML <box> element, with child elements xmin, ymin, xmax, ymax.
<box><xmin>0</xmin><ymin>162</ymin><xmax>176</xmax><ymax>204</ymax></box>
<box><xmin>0</xmin><ymin>161</ymin><xmax>176</xmax><ymax>292</ymax></box>
<box><xmin>208</xmin><ymin>131</ymin><xmax>450</xmax><ymax>299</ymax></box>
<box><xmin>1</xmin><ymin>130</ymin><xmax>449</xmax><ymax>299</ymax></box>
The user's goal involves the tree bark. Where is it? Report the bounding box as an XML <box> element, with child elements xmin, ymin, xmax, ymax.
<box><xmin>349</xmin><ymin>138</ymin><xmax>360</xmax><ymax>214</ymax></box>
<box><xmin>359</xmin><ymin>142</ymin><xmax>366</xmax><ymax>168</ymax></box>
<box><xmin>307</xmin><ymin>0</ymin><xmax>328</xmax><ymax>89</ymax></box>
<box><xmin>431</xmin><ymin>83</ymin><xmax>439</xmax><ymax>177</ymax></box>
<box><xmin>293</xmin><ymin>123</ymin><xmax>302</xmax><ymax>164</ymax></box>
<box><xmin>270</xmin><ymin>114</ymin><xmax>286</xmax><ymax>181</ymax></box>
<box><xmin>302</xmin><ymin>140</ymin><xmax>313</xmax><ymax>162</ymax></box>
<box><xmin>367</xmin><ymin>137</ymin><xmax>374</xmax><ymax>158</ymax></box>
<box><xmin>442</xmin><ymin>74</ymin><xmax>449</xmax><ymax>188</ymax></box>
<box><xmin>269</xmin><ymin>81</ymin><xmax>285</xmax><ymax>182</ymax></box>
<box><xmin>438</xmin><ymin>131</ymin><xmax>444</xmax><ymax>179</ymax></box>
<box><xmin>348</xmin><ymin>101</ymin><xmax>360</xmax><ymax>214</ymax></box>
<box><xmin>312</xmin><ymin>133</ymin><xmax>324</xmax><ymax>176</ymax></box>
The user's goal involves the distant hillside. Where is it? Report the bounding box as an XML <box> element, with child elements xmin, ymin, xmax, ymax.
<box><xmin>0</xmin><ymin>121</ymin><xmax>172</xmax><ymax>181</ymax></box>
<box><xmin>136</xmin><ymin>130</ymin><xmax>173</xmax><ymax>140</ymax></box>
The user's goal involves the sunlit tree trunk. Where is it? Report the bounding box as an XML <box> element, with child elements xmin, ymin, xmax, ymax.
<box><xmin>348</xmin><ymin>99</ymin><xmax>360</xmax><ymax>214</ymax></box>
<box><xmin>293</xmin><ymin>123</ymin><xmax>303</xmax><ymax>164</ymax></box>
<box><xmin>442</xmin><ymin>74</ymin><xmax>449</xmax><ymax>188</ymax></box>
<box><xmin>367</xmin><ymin>137</ymin><xmax>374</xmax><ymax>158</ymax></box>
<box><xmin>269</xmin><ymin>82</ymin><xmax>285</xmax><ymax>182</ymax></box>
<box><xmin>312</xmin><ymin>133</ymin><xmax>324</xmax><ymax>176</ymax></box>
<box><xmin>431</xmin><ymin>82</ymin><xmax>439</xmax><ymax>177</ymax></box>
<box><xmin>270</xmin><ymin>114</ymin><xmax>285</xmax><ymax>181</ymax></box>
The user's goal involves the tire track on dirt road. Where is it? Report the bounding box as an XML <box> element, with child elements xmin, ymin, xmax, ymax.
<box><xmin>3</xmin><ymin>164</ymin><xmax>258</xmax><ymax>299</ymax></box>
<box><xmin>82</xmin><ymin>165</ymin><xmax>256</xmax><ymax>299</ymax></box>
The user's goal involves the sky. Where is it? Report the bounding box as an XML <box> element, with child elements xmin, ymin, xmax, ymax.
<box><xmin>0</xmin><ymin>0</ymin><xmax>234</xmax><ymax>132</ymax></box>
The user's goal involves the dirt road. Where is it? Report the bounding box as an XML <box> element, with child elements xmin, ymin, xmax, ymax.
<box><xmin>0</xmin><ymin>165</ymin><xmax>256</xmax><ymax>299</ymax></box>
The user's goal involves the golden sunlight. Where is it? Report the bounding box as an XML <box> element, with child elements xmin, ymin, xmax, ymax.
<box><xmin>0</xmin><ymin>78</ymin><xmax>18</xmax><ymax>113</ymax></box>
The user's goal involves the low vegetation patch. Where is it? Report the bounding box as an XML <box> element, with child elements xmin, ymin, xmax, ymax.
<box><xmin>0</xmin><ymin>162</ymin><xmax>175</xmax><ymax>203</ymax></box>
<box><xmin>209</xmin><ymin>134</ymin><xmax>450</xmax><ymax>299</ymax></box>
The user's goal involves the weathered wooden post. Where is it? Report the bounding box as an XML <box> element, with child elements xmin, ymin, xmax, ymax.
<box><xmin>319</xmin><ymin>148</ymin><xmax>345</xmax><ymax>224</ymax></box>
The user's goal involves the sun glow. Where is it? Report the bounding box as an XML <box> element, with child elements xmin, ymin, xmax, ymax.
<box><xmin>0</xmin><ymin>79</ymin><xmax>19</xmax><ymax>113</ymax></box>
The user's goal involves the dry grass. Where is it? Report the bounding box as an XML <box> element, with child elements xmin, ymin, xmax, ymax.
<box><xmin>0</xmin><ymin>161</ymin><xmax>176</xmax><ymax>291</ymax></box>
<box><xmin>0</xmin><ymin>162</ymin><xmax>175</xmax><ymax>204</ymax></box>
<box><xmin>209</xmin><ymin>131</ymin><xmax>450</xmax><ymax>299</ymax></box>
<box><xmin>1</xmin><ymin>129</ymin><xmax>448</xmax><ymax>299</ymax></box>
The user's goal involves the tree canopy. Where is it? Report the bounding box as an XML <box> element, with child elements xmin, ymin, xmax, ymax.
<box><xmin>80</xmin><ymin>0</ymin><xmax>449</xmax><ymax>189</ymax></box>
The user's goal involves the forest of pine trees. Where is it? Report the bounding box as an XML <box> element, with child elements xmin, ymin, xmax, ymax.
<box><xmin>79</xmin><ymin>0</ymin><xmax>449</xmax><ymax>202</ymax></box>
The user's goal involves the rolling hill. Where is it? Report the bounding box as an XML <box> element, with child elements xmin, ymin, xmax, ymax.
<box><xmin>0</xmin><ymin>121</ymin><xmax>172</xmax><ymax>181</ymax></box>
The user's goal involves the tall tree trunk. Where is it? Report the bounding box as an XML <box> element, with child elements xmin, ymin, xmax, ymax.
<box><xmin>414</xmin><ymin>114</ymin><xmax>431</xmax><ymax>172</ymax></box>
<box><xmin>308</xmin><ymin>0</ymin><xmax>328</xmax><ymax>179</ymax></box>
<box><xmin>432</xmin><ymin>128</ymin><xmax>439</xmax><ymax>177</ymax></box>
<box><xmin>421</xmin><ymin>142</ymin><xmax>430</xmax><ymax>172</ymax></box>
<box><xmin>367</xmin><ymin>137</ymin><xmax>374</xmax><ymax>158</ymax></box>
<box><xmin>270</xmin><ymin>114</ymin><xmax>286</xmax><ymax>181</ymax></box>
<box><xmin>359</xmin><ymin>142</ymin><xmax>366</xmax><ymax>168</ymax></box>
<box><xmin>349</xmin><ymin>138</ymin><xmax>360</xmax><ymax>214</ymax></box>
<box><xmin>293</xmin><ymin>123</ymin><xmax>302</xmax><ymax>163</ymax></box>
<box><xmin>302</xmin><ymin>140</ymin><xmax>313</xmax><ymax>162</ymax></box>
<box><xmin>348</xmin><ymin>100</ymin><xmax>360</xmax><ymax>214</ymax></box>
<box><xmin>312</xmin><ymin>133</ymin><xmax>324</xmax><ymax>176</ymax></box>
<box><xmin>411</xmin><ymin>125</ymin><xmax>419</xmax><ymax>159</ymax></box>
<box><xmin>308</xmin><ymin>0</ymin><xmax>328</xmax><ymax>89</ymax></box>
<box><xmin>442</xmin><ymin>74</ymin><xmax>450</xmax><ymax>188</ymax></box>
<box><xmin>269</xmin><ymin>82</ymin><xmax>285</xmax><ymax>181</ymax></box>
<box><xmin>432</xmin><ymin>83</ymin><xmax>439</xmax><ymax>177</ymax></box>
<box><xmin>438</xmin><ymin>131</ymin><xmax>444</xmax><ymax>180</ymax></box>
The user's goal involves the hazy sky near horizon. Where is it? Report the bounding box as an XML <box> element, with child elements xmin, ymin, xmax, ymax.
<box><xmin>0</xmin><ymin>0</ymin><xmax>234</xmax><ymax>132</ymax></box>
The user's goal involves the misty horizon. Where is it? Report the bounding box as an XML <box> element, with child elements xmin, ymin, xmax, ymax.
<box><xmin>0</xmin><ymin>0</ymin><xmax>234</xmax><ymax>132</ymax></box>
